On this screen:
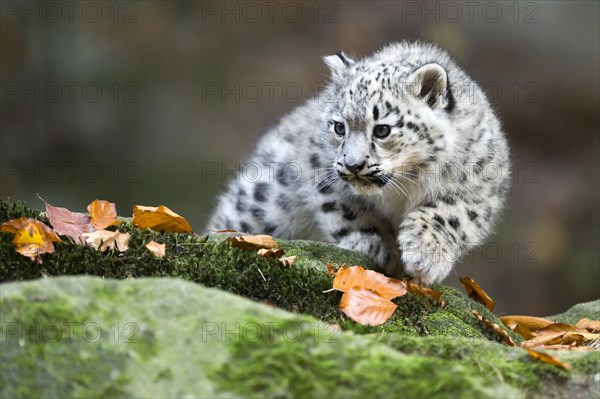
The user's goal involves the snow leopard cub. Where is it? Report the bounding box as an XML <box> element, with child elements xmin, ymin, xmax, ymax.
<box><xmin>207</xmin><ymin>41</ymin><xmax>510</xmax><ymax>285</ymax></box>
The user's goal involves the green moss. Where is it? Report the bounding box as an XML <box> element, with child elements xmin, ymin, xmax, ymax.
<box><xmin>213</xmin><ymin>323</ymin><xmax>512</xmax><ymax>399</ymax></box>
<box><xmin>0</xmin><ymin>198</ymin><xmax>517</xmax><ymax>341</ymax></box>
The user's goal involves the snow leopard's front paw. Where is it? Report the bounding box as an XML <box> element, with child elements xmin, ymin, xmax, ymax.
<box><xmin>398</xmin><ymin>224</ymin><xmax>457</xmax><ymax>286</ymax></box>
<box><xmin>337</xmin><ymin>232</ymin><xmax>399</xmax><ymax>276</ymax></box>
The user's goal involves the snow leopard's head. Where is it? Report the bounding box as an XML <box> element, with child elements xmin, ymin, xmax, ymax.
<box><xmin>321</xmin><ymin>49</ymin><xmax>457</xmax><ymax>196</ymax></box>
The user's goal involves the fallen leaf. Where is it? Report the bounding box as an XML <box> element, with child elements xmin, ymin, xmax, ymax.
<box><xmin>87</xmin><ymin>199</ymin><xmax>123</xmax><ymax>230</ymax></box>
<box><xmin>279</xmin><ymin>256</ymin><xmax>297</xmax><ymax>267</ymax></box>
<box><xmin>405</xmin><ymin>278</ymin><xmax>445</xmax><ymax>306</ymax></box>
<box><xmin>82</xmin><ymin>230</ymin><xmax>130</xmax><ymax>252</ymax></box>
<box><xmin>257</xmin><ymin>248</ymin><xmax>285</xmax><ymax>258</ymax></box>
<box><xmin>42</xmin><ymin>198</ymin><xmax>94</xmax><ymax>245</ymax></box>
<box><xmin>524</xmin><ymin>348</ymin><xmax>571</xmax><ymax>370</ymax></box>
<box><xmin>333</xmin><ymin>266</ymin><xmax>407</xmax><ymax>300</ymax></box>
<box><xmin>471</xmin><ymin>310</ymin><xmax>516</xmax><ymax>347</ymax></box>
<box><xmin>326</xmin><ymin>262</ymin><xmax>344</xmax><ymax>277</ymax></box>
<box><xmin>1</xmin><ymin>218</ymin><xmax>62</xmax><ymax>262</ymax></box>
<box><xmin>576</xmin><ymin>318</ymin><xmax>600</xmax><ymax>333</ymax></box>
<box><xmin>340</xmin><ymin>287</ymin><xmax>398</xmax><ymax>326</ymax></box>
<box><xmin>500</xmin><ymin>315</ymin><xmax>555</xmax><ymax>337</ymax></box>
<box><xmin>145</xmin><ymin>240</ymin><xmax>166</xmax><ymax>258</ymax></box>
<box><xmin>459</xmin><ymin>276</ymin><xmax>495</xmax><ymax>311</ymax></box>
<box><xmin>228</xmin><ymin>234</ymin><xmax>278</xmax><ymax>250</ymax></box>
<box><xmin>1</xmin><ymin>218</ymin><xmax>62</xmax><ymax>242</ymax></box>
<box><xmin>132</xmin><ymin>205</ymin><xmax>193</xmax><ymax>233</ymax></box>
<box><xmin>520</xmin><ymin>323</ymin><xmax>600</xmax><ymax>348</ymax></box>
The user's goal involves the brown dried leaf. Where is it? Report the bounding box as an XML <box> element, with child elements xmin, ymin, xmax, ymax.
<box><xmin>82</xmin><ymin>230</ymin><xmax>130</xmax><ymax>252</ymax></box>
<box><xmin>471</xmin><ymin>310</ymin><xmax>516</xmax><ymax>347</ymax></box>
<box><xmin>257</xmin><ymin>248</ymin><xmax>285</xmax><ymax>258</ymax></box>
<box><xmin>405</xmin><ymin>278</ymin><xmax>445</xmax><ymax>306</ymax></box>
<box><xmin>522</xmin><ymin>323</ymin><xmax>600</xmax><ymax>347</ymax></box>
<box><xmin>145</xmin><ymin>240</ymin><xmax>166</xmax><ymax>258</ymax></box>
<box><xmin>279</xmin><ymin>256</ymin><xmax>297</xmax><ymax>267</ymax></box>
<box><xmin>340</xmin><ymin>287</ymin><xmax>397</xmax><ymax>326</ymax></box>
<box><xmin>326</xmin><ymin>262</ymin><xmax>344</xmax><ymax>277</ymax></box>
<box><xmin>524</xmin><ymin>348</ymin><xmax>571</xmax><ymax>370</ymax></box>
<box><xmin>333</xmin><ymin>266</ymin><xmax>407</xmax><ymax>300</ymax></box>
<box><xmin>132</xmin><ymin>205</ymin><xmax>193</xmax><ymax>234</ymax></box>
<box><xmin>228</xmin><ymin>234</ymin><xmax>278</xmax><ymax>251</ymax></box>
<box><xmin>87</xmin><ymin>199</ymin><xmax>123</xmax><ymax>230</ymax></box>
<box><xmin>459</xmin><ymin>276</ymin><xmax>495</xmax><ymax>311</ymax></box>
<box><xmin>42</xmin><ymin>199</ymin><xmax>93</xmax><ymax>245</ymax></box>
<box><xmin>576</xmin><ymin>318</ymin><xmax>600</xmax><ymax>333</ymax></box>
<box><xmin>500</xmin><ymin>315</ymin><xmax>555</xmax><ymax>336</ymax></box>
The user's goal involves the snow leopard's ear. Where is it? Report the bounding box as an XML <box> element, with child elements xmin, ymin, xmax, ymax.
<box><xmin>408</xmin><ymin>63</ymin><xmax>454</xmax><ymax>111</ymax></box>
<box><xmin>323</xmin><ymin>51</ymin><xmax>355</xmax><ymax>79</ymax></box>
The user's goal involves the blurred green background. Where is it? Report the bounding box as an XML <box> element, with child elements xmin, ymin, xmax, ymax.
<box><xmin>1</xmin><ymin>1</ymin><xmax>598</xmax><ymax>315</ymax></box>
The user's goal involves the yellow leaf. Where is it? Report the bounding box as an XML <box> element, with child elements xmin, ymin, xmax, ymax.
<box><xmin>87</xmin><ymin>199</ymin><xmax>123</xmax><ymax>230</ymax></box>
<box><xmin>1</xmin><ymin>218</ymin><xmax>61</xmax><ymax>262</ymax></box>
<box><xmin>132</xmin><ymin>205</ymin><xmax>193</xmax><ymax>234</ymax></box>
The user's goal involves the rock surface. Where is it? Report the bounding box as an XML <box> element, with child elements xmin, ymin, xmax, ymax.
<box><xmin>1</xmin><ymin>276</ymin><xmax>598</xmax><ymax>398</ymax></box>
<box><xmin>1</xmin><ymin>199</ymin><xmax>599</xmax><ymax>398</ymax></box>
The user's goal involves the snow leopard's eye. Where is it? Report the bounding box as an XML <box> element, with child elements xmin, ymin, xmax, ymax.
<box><xmin>333</xmin><ymin>121</ymin><xmax>346</xmax><ymax>136</ymax></box>
<box><xmin>373</xmin><ymin>124</ymin><xmax>391</xmax><ymax>139</ymax></box>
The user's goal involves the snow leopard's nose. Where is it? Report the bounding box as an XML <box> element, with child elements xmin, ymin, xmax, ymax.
<box><xmin>344</xmin><ymin>160</ymin><xmax>366</xmax><ymax>174</ymax></box>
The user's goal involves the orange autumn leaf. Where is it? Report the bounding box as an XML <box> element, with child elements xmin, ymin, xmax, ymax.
<box><xmin>459</xmin><ymin>276</ymin><xmax>495</xmax><ymax>311</ymax></box>
<box><xmin>41</xmin><ymin>197</ymin><xmax>94</xmax><ymax>245</ymax></box>
<box><xmin>3</xmin><ymin>219</ymin><xmax>62</xmax><ymax>262</ymax></box>
<box><xmin>326</xmin><ymin>262</ymin><xmax>344</xmax><ymax>277</ymax></box>
<box><xmin>145</xmin><ymin>240</ymin><xmax>166</xmax><ymax>258</ymax></box>
<box><xmin>228</xmin><ymin>234</ymin><xmax>278</xmax><ymax>251</ymax></box>
<box><xmin>333</xmin><ymin>266</ymin><xmax>407</xmax><ymax>300</ymax></box>
<box><xmin>524</xmin><ymin>348</ymin><xmax>571</xmax><ymax>370</ymax></box>
<box><xmin>471</xmin><ymin>310</ymin><xmax>516</xmax><ymax>347</ymax></box>
<box><xmin>132</xmin><ymin>205</ymin><xmax>193</xmax><ymax>234</ymax></box>
<box><xmin>87</xmin><ymin>199</ymin><xmax>123</xmax><ymax>230</ymax></box>
<box><xmin>340</xmin><ymin>287</ymin><xmax>398</xmax><ymax>326</ymax></box>
<box><xmin>404</xmin><ymin>278</ymin><xmax>445</xmax><ymax>306</ymax></box>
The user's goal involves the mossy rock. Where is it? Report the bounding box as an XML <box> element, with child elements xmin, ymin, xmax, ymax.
<box><xmin>1</xmin><ymin>276</ymin><xmax>599</xmax><ymax>398</ymax></box>
<box><xmin>1</xmin><ymin>199</ymin><xmax>599</xmax><ymax>397</ymax></box>
<box><xmin>0</xmin><ymin>199</ymin><xmax>514</xmax><ymax>340</ymax></box>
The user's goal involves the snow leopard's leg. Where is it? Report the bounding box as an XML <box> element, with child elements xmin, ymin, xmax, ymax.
<box><xmin>398</xmin><ymin>193</ymin><xmax>499</xmax><ymax>285</ymax></box>
<box><xmin>312</xmin><ymin>197</ymin><xmax>401</xmax><ymax>274</ymax></box>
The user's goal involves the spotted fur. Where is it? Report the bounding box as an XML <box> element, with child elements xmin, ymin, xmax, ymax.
<box><xmin>207</xmin><ymin>42</ymin><xmax>510</xmax><ymax>285</ymax></box>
